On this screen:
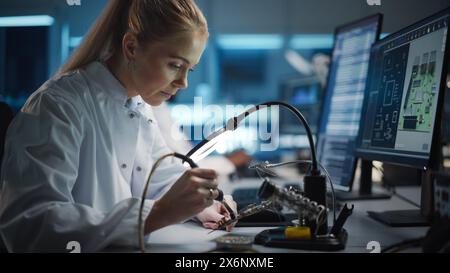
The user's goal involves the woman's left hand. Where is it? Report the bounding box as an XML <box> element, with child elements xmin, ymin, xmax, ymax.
<box><xmin>196</xmin><ymin>195</ymin><xmax>237</xmax><ymax>232</ymax></box>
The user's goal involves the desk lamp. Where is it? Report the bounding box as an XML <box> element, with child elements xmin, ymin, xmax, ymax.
<box><xmin>186</xmin><ymin>101</ymin><xmax>319</xmax><ymax>174</ymax></box>
<box><xmin>186</xmin><ymin>101</ymin><xmax>352</xmax><ymax>250</ymax></box>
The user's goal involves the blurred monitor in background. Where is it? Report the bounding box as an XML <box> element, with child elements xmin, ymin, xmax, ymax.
<box><xmin>279</xmin><ymin>76</ymin><xmax>323</xmax><ymax>136</ymax></box>
<box><xmin>277</xmin><ymin>76</ymin><xmax>323</xmax><ymax>167</ymax></box>
<box><xmin>316</xmin><ymin>14</ymin><xmax>383</xmax><ymax>193</ymax></box>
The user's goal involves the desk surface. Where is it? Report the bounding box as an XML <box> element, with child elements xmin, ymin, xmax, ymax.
<box><xmin>108</xmin><ymin>177</ymin><xmax>428</xmax><ymax>253</ymax></box>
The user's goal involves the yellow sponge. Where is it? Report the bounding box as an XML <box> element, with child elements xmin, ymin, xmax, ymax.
<box><xmin>284</xmin><ymin>226</ymin><xmax>311</xmax><ymax>239</ymax></box>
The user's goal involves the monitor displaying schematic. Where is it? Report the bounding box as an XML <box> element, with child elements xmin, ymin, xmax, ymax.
<box><xmin>316</xmin><ymin>14</ymin><xmax>382</xmax><ymax>191</ymax></box>
<box><xmin>357</xmin><ymin>9</ymin><xmax>450</xmax><ymax>169</ymax></box>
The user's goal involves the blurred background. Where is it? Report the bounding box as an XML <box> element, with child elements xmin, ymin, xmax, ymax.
<box><xmin>0</xmin><ymin>0</ymin><xmax>448</xmax><ymax>163</ymax></box>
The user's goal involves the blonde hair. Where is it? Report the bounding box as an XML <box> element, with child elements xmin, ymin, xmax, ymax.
<box><xmin>59</xmin><ymin>0</ymin><xmax>208</xmax><ymax>75</ymax></box>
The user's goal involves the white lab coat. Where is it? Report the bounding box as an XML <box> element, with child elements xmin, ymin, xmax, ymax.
<box><xmin>152</xmin><ymin>103</ymin><xmax>236</xmax><ymax>176</ymax></box>
<box><xmin>0</xmin><ymin>61</ymin><xmax>187</xmax><ymax>252</ymax></box>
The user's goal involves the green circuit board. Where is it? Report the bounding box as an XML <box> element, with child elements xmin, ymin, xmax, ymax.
<box><xmin>399</xmin><ymin>51</ymin><xmax>438</xmax><ymax>133</ymax></box>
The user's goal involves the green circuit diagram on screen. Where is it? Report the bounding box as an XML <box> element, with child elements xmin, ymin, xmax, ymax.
<box><xmin>399</xmin><ymin>50</ymin><xmax>438</xmax><ymax>132</ymax></box>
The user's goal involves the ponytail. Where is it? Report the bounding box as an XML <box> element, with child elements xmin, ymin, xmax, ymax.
<box><xmin>59</xmin><ymin>0</ymin><xmax>132</xmax><ymax>75</ymax></box>
<box><xmin>58</xmin><ymin>0</ymin><xmax>207</xmax><ymax>76</ymax></box>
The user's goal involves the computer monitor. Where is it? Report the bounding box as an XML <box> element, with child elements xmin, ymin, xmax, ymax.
<box><xmin>356</xmin><ymin>8</ymin><xmax>450</xmax><ymax>226</ymax></box>
<box><xmin>280</xmin><ymin>77</ymin><xmax>322</xmax><ymax>135</ymax></box>
<box><xmin>442</xmin><ymin>68</ymin><xmax>450</xmax><ymax>144</ymax></box>
<box><xmin>316</xmin><ymin>14</ymin><xmax>383</xmax><ymax>196</ymax></box>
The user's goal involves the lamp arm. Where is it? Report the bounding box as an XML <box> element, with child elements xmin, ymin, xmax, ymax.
<box><xmin>227</xmin><ymin>101</ymin><xmax>319</xmax><ymax>174</ymax></box>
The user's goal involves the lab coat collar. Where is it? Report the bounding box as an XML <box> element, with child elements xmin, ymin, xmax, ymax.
<box><xmin>124</xmin><ymin>96</ymin><xmax>145</xmax><ymax>111</ymax></box>
<box><xmin>84</xmin><ymin>61</ymin><xmax>146</xmax><ymax>112</ymax></box>
<box><xmin>84</xmin><ymin>61</ymin><xmax>129</xmax><ymax>106</ymax></box>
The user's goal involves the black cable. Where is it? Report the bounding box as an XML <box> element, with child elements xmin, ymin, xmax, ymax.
<box><xmin>171</xmin><ymin>152</ymin><xmax>197</xmax><ymax>168</ymax></box>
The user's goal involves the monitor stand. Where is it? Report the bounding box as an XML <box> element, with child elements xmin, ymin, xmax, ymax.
<box><xmin>335</xmin><ymin>160</ymin><xmax>391</xmax><ymax>201</ymax></box>
<box><xmin>366</xmin><ymin>104</ymin><xmax>446</xmax><ymax>227</ymax></box>
<box><xmin>367</xmin><ymin>169</ymin><xmax>433</xmax><ymax>227</ymax></box>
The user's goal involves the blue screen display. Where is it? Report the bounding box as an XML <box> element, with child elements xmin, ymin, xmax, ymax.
<box><xmin>316</xmin><ymin>15</ymin><xmax>382</xmax><ymax>191</ymax></box>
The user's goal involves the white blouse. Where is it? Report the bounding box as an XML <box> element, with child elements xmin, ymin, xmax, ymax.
<box><xmin>0</xmin><ymin>61</ymin><xmax>187</xmax><ymax>252</ymax></box>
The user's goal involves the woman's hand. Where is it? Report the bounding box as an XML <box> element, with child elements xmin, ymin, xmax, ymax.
<box><xmin>196</xmin><ymin>195</ymin><xmax>238</xmax><ymax>232</ymax></box>
<box><xmin>144</xmin><ymin>168</ymin><xmax>219</xmax><ymax>234</ymax></box>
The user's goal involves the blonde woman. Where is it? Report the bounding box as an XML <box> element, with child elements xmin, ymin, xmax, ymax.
<box><xmin>0</xmin><ymin>0</ymin><xmax>236</xmax><ymax>252</ymax></box>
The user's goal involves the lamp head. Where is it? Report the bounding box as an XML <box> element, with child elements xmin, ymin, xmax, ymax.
<box><xmin>185</xmin><ymin>117</ymin><xmax>242</xmax><ymax>164</ymax></box>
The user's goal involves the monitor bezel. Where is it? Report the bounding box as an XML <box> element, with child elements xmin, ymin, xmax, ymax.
<box><xmin>442</xmin><ymin>63</ymin><xmax>450</xmax><ymax>145</ymax></box>
<box><xmin>316</xmin><ymin>13</ymin><xmax>383</xmax><ymax>192</ymax></box>
<box><xmin>356</xmin><ymin>8</ymin><xmax>450</xmax><ymax>170</ymax></box>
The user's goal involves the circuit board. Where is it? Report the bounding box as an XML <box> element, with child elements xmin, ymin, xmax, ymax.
<box><xmin>399</xmin><ymin>51</ymin><xmax>438</xmax><ymax>133</ymax></box>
